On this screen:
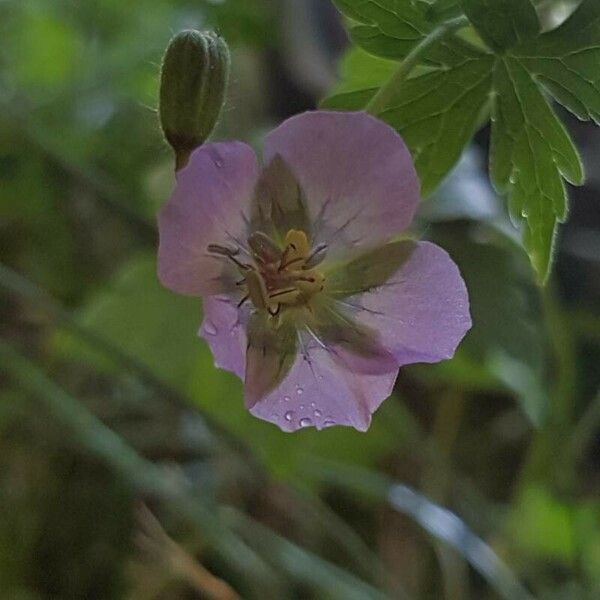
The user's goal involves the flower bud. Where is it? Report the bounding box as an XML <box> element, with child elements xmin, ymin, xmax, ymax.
<box><xmin>159</xmin><ymin>30</ymin><xmax>230</xmax><ymax>170</ymax></box>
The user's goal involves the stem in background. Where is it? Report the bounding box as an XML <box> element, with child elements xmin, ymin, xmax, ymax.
<box><xmin>365</xmin><ymin>16</ymin><xmax>470</xmax><ymax>116</ymax></box>
<box><xmin>515</xmin><ymin>281</ymin><xmax>578</xmax><ymax>493</ymax></box>
<box><xmin>423</xmin><ymin>390</ymin><xmax>470</xmax><ymax>600</ymax></box>
<box><xmin>569</xmin><ymin>393</ymin><xmax>600</xmax><ymax>464</ymax></box>
<box><xmin>0</xmin><ymin>342</ymin><xmax>389</xmax><ymax>600</ymax></box>
<box><xmin>308</xmin><ymin>461</ymin><xmax>535</xmax><ymax>600</ymax></box>
<box><xmin>6</xmin><ymin>103</ymin><xmax>156</xmax><ymax>244</ymax></box>
<box><xmin>0</xmin><ymin>339</ymin><xmax>279</xmax><ymax>597</ymax></box>
<box><xmin>0</xmin><ymin>262</ymin><xmax>392</xmax><ymax>585</ymax></box>
<box><xmin>0</xmin><ymin>261</ymin><xmax>258</xmax><ymax>468</ymax></box>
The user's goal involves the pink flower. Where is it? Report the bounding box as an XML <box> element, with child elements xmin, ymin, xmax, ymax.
<box><xmin>158</xmin><ymin>111</ymin><xmax>471</xmax><ymax>431</ymax></box>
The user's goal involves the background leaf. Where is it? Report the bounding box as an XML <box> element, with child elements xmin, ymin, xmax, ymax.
<box><xmin>461</xmin><ymin>0</ymin><xmax>540</xmax><ymax>52</ymax></box>
<box><xmin>326</xmin><ymin>0</ymin><xmax>599</xmax><ymax>281</ymax></box>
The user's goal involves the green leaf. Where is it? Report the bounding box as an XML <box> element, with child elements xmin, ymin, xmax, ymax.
<box><xmin>333</xmin><ymin>0</ymin><xmax>430</xmax><ymax>60</ymax></box>
<box><xmin>514</xmin><ymin>0</ymin><xmax>600</xmax><ymax>123</ymax></box>
<box><xmin>327</xmin><ymin>0</ymin><xmax>598</xmax><ymax>281</ymax></box>
<box><xmin>461</xmin><ymin>0</ymin><xmax>540</xmax><ymax>52</ymax></box>
<box><xmin>325</xmin><ymin>49</ymin><xmax>494</xmax><ymax>196</ymax></box>
<box><xmin>427</xmin><ymin>0</ymin><xmax>463</xmax><ymax>23</ymax></box>
<box><xmin>509</xmin><ymin>486</ymin><xmax>577</xmax><ymax>562</ymax></box>
<box><xmin>333</xmin><ymin>0</ymin><xmax>482</xmax><ymax>66</ymax></box>
<box><xmin>491</xmin><ymin>56</ymin><xmax>584</xmax><ymax>278</ymax></box>
<box><xmin>52</xmin><ymin>253</ymin><xmax>203</xmax><ymax>390</ymax></box>
<box><xmin>382</xmin><ymin>53</ymin><xmax>493</xmax><ymax>195</ymax></box>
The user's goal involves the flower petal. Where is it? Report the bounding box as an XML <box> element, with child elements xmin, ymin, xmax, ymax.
<box><xmin>158</xmin><ymin>142</ymin><xmax>259</xmax><ymax>296</ymax></box>
<box><xmin>263</xmin><ymin>111</ymin><xmax>419</xmax><ymax>250</ymax></box>
<box><xmin>350</xmin><ymin>241</ymin><xmax>471</xmax><ymax>366</ymax></box>
<box><xmin>199</xmin><ymin>296</ymin><xmax>246</xmax><ymax>379</ymax></box>
<box><xmin>244</xmin><ymin>312</ymin><xmax>298</xmax><ymax>408</ymax></box>
<box><xmin>248</xmin><ymin>344</ymin><xmax>398</xmax><ymax>432</ymax></box>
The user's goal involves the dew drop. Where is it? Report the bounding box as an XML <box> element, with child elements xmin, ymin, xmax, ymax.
<box><xmin>284</xmin><ymin>411</ymin><xmax>294</xmax><ymax>422</ymax></box>
<box><xmin>296</xmin><ymin>386</ymin><xmax>304</xmax><ymax>395</ymax></box>
<box><xmin>283</xmin><ymin>395</ymin><xmax>291</xmax><ymax>402</ymax></box>
<box><xmin>314</xmin><ymin>409</ymin><xmax>322</xmax><ymax>418</ymax></box>
<box><xmin>310</xmin><ymin>402</ymin><xmax>316</xmax><ymax>409</ymax></box>
<box><xmin>323</xmin><ymin>419</ymin><xmax>335</xmax><ymax>428</ymax></box>
<box><xmin>203</xmin><ymin>321</ymin><xmax>217</xmax><ymax>336</ymax></box>
<box><xmin>299</xmin><ymin>417</ymin><xmax>312</xmax><ymax>428</ymax></box>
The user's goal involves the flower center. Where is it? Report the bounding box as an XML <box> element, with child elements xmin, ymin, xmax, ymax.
<box><xmin>208</xmin><ymin>229</ymin><xmax>326</xmax><ymax>316</ymax></box>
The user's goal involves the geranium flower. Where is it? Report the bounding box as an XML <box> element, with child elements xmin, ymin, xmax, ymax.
<box><xmin>158</xmin><ymin>111</ymin><xmax>471</xmax><ymax>432</ymax></box>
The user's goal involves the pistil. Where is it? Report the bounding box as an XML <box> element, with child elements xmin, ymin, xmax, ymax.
<box><xmin>208</xmin><ymin>229</ymin><xmax>326</xmax><ymax>317</ymax></box>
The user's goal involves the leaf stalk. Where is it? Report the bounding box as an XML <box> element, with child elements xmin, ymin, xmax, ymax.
<box><xmin>365</xmin><ymin>15</ymin><xmax>470</xmax><ymax>116</ymax></box>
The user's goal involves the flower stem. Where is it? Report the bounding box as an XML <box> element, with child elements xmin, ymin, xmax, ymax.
<box><xmin>365</xmin><ymin>16</ymin><xmax>470</xmax><ymax>116</ymax></box>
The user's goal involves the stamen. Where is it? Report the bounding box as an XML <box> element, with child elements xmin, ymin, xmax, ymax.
<box><xmin>207</xmin><ymin>243</ymin><xmax>239</xmax><ymax>257</ymax></box>
<box><xmin>303</xmin><ymin>244</ymin><xmax>328</xmax><ymax>269</ymax></box>
<box><xmin>269</xmin><ymin>287</ymin><xmax>298</xmax><ymax>299</ymax></box>
<box><xmin>279</xmin><ymin>255</ymin><xmax>305</xmax><ymax>271</ymax></box>
<box><xmin>248</xmin><ymin>231</ymin><xmax>282</xmax><ymax>264</ymax></box>
<box><xmin>208</xmin><ymin>243</ymin><xmax>253</xmax><ymax>270</ymax></box>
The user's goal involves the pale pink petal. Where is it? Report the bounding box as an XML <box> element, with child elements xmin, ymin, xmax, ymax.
<box><xmin>199</xmin><ymin>296</ymin><xmax>247</xmax><ymax>379</ymax></box>
<box><xmin>350</xmin><ymin>241</ymin><xmax>471</xmax><ymax>366</ymax></box>
<box><xmin>158</xmin><ymin>142</ymin><xmax>259</xmax><ymax>296</ymax></box>
<box><xmin>248</xmin><ymin>344</ymin><xmax>399</xmax><ymax>432</ymax></box>
<box><xmin>263</xmin><ymin>111</ymin><xmax>419</xmax><ymax>250</ymax></box>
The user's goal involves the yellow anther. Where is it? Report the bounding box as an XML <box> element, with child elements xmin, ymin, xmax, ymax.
<box><xmin>294</xmin><ymin>270</ymin><xmax>325</xmax><ymax>296</ymax></box>
<box><xmin>284</xmin><ymin>229</ymin><xmax>310</xmax><ymax>262</ymax></box>
<box><xmin>244</xmin><ymin>269</ymin><xmax>270</xmax><ymax>310</ymax></box>
<box><xmin>269</xmin><ymin>287</ymin><xmax>301</xmax><ymax>306</ymax></box>
<box><xmin>236</xmin><ymin>228</ymin><xmax>325</xmax><ymax>316</ymax></box>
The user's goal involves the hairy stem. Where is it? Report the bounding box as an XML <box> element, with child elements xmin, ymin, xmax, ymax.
<box><xmin>365</xmin><ymin>16</ymin><xmax>470</xmax><ymax>116</ymax></box>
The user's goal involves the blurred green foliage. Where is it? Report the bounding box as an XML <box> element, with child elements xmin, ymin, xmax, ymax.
<box><xmin>1</xmin><ymin>0</ymin><xmax>600</xmax><ymax>599</ymax></box>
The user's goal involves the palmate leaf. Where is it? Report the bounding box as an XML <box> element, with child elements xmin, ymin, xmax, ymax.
<box><xmin>333</xmin><ymin>0</ymin><xmax>431</xmax><ymax>60</ymax></box>
<box><xmin>514</xmin><ymin>0</ymin><xmax>600</xmax><ymax>124</ymax></box>
<box><xmin>323</xmin><ymin>45</ymin><xmax>494</xmax><ymax>196</ymax></box>
<box><xmin>326</xmin><ymin>0</ymin><xmax>600</xmax><ymax>281</ymax></box>
<box><xmin>490</xmin><ymin>56</ymin><xmax>583</xmax><ymax>276</ymax></box>
<box><xmin>461</xmin><ymin>0</ymin><xmax>540</xmax><ymax>52</ymax></box>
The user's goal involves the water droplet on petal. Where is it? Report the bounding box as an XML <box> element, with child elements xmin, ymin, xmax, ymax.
<box><xmin>314</xmin><ymin>409</ymin><xmax>322</xmax><ymax>418</ymax></box>
<box><xmin>296</xmin><ymin>386</ymin><xmax>304</xmax><ymax>395</ymax></box>
<box><xmin>323</xmin><ymin>419</ymin><xmax>335</xmax><ymax>428</ymax></box>
<box><xmin>299</xmin><ymin>417</ymin><xmax>312</xmax><ymax>428</ymax></box>
<box><xmin>284</xmin><ymin>411</ymin><xmax>294</xmax><ymax>422</ymax></box>
<box><xmin>203</xmin><ymin>321</ymin><xmax>217</xmax><ymax>336</ymax></box>
<box><xmin>299</xmin><ymin>404</ymin><xmax>304</xmax><ymax>410</ymax></box>
<box><xmin>310</xmin><ymin>402</ymin><xmax>316</xmax><ymax>408</ymax></box>
<box><xmin>283</xmin><ymin>396</ymin><xmax>291</xmax><ymax>402</ymax></box>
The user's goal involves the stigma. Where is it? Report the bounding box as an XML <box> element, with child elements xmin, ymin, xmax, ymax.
<box><xmin>209</xmin><ymin>230</ymin><xmax>326</xmax><ymax>317</ymax></box>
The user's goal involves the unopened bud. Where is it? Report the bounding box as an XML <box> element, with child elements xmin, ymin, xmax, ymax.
<box><xmin>159</xmin><ymin>30</ymin><xmax>230</xmax><ymax>170</ymax></box>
